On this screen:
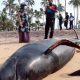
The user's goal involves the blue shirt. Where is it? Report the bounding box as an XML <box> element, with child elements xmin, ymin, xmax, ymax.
<box><xmin>69</xmin><ymin>16</ymin><xmax>75</xmax><ymax>21</ymax></box>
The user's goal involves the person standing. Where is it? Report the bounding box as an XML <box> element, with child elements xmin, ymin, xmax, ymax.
<box><xmin>44</xmin><ymin>0</ymin><xmax>57</xmax><ymax>39</ymax></box>
<box><xmin>64</xmin><ymin>12</ymin><xmax>69</xmax><ymax>29</ymax></box>
<box><xmin>69</xmin><ymin>13</ymin><xmax>75</xmax><ymax>29</ymax></box>
<box><xmin>58</xmin><ymin>14</ymin><xmax>63</xmax><ymax>30</ymax></box>
<box><xmin>17</xmin><ymin>3</ymin><xmax>30</xmax><ymax>43</ymax></box>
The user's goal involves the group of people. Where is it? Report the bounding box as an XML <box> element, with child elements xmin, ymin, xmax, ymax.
<box><xmin>17</xmin><ymin>0</ymin><xmax>56</xmax><ymax>42</ymax></box>
<box><xmin>58</xmin><ymin>12</ymin><xmax>75</xmax><ymax>30</ymax></box>
<box><xmin>44</xmin><ymin>0</ymin><xmax>75</xmax><ymax>39</ymax></box>
<box><xmin>17</xmin><ymin>0</ymin><xmax>75</xmax><ymax>43</ymax></box>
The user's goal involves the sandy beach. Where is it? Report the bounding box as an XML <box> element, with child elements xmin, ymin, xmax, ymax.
<box><xmin>0</xmin><ymin>29</ymin><xmax>80</xmax><ymax>80</ymax></box>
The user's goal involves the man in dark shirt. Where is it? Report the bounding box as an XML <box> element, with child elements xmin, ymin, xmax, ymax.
<box><xmin>58</xmin><ymin>14</ymin><xmax>63</xmax><ymax>30</ymax></box>
<box><xmin>64</xmin><ymin>12</ymin><xmax>69</xmax><ymax>29</ymax></box>
<box><xmin>44</xmin><ymin>1</ymin><xmax>57</xmax><ymax>39</ymax></box>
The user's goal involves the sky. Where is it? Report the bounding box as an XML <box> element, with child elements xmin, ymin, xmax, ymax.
<box><xmin>0</xmin><ymin>0</ymin><xmax>5</xmax><ymax>11</ymax></box>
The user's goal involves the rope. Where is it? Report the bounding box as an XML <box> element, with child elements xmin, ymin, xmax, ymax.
<box><xmin>73</xmin><ymin>29</ymin><xmax>79</xmax><ymax>39</ymax></box>
<box><xmin>44</xmin><ymin>39</ymin><xmax>80</xmax><ymax>55</ymax></box>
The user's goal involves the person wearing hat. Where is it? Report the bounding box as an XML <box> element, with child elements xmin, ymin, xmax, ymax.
<box><xmin>44</xmin><ymin>0</ymin><xmax>57</xmax><ymax>39</ymax></box>
<box><xmin>17</xmin><ymin>3</ymin><xmax>30</xmax><ymax>43</ymax></box>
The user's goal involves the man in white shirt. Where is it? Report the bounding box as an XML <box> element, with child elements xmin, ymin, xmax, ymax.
<box><xmin>69</xmin><ymin>13</ymin><xmax>75</xmax><ymax>29</ymax></box>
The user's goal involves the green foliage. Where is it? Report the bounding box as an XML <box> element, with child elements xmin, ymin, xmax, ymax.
<box><xmin>58</xmin><ymin>3</ymin><xmax>65</xmax><ymax>12</ymax></box>
<box><xmin>69</xmin><ymin>0</ymin><xmax>80</xmax><ymax>7</ymax></box>
<box><xmin>3</xmin><ymin>0</ymin><xmax>16</xmax><ymax>16</ymax></box>
<box><xmin>25</xmin><ymin>0</ymin><xmax>35</xmax><ymax>6</ymax></box>
<box><xmin>34</xmin><ymin>10</ymin><xmax>42</xmax><ymax>19</ymax></box>
<box><xmin>0</xmin><ymin>0</ymin><xmax>45</xmax><ymax>31</ymax></box>
<box><xmin>41</xmin><ymin>0</ymin><xmax>47</xmax><ymax>7</ymax></box>
<box><xmin>0</xmin><ymin>11</ymin><xmax>14</xmax><ymax>31</ymax></box>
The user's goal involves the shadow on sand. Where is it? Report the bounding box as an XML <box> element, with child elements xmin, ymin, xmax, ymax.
<box><xmin>68</xmin><ymin>70</ymin><xmax>80</xmax><ymax>76</ymax></box>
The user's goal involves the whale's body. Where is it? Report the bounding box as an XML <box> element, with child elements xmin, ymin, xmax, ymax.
<box><xmin>0</xmin><ymin>39</ymin><xmax>75</xmax><ymax>80</ymax></box>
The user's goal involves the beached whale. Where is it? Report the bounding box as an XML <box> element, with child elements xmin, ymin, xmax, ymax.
<box><xmin>0</xmin><ymin>39</ymin><xmax>80</xmax><ymax>80</ymax></box>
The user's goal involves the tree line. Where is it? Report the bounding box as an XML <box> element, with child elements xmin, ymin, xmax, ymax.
<box><xmin>0</xmin><ymin>0</ymin><xmax>80</xmax><ymax>31</ymax></box>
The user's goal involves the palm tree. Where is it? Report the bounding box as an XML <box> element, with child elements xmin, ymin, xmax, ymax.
<box><xmin>58</xmin><ymin>3</ymin><xmax>65</xmax><ymax>13</ymax></box>
<box><xmin>3</xmin><ymin>0</ymin><xmax>16</xmax><ymax>16</ymax></box>
<box><xmin>65</xmin><ymin>0</ymin><xmax>66</xmax><ymax>15</ymax></box>
<box><xmin>24</xmin><ymin>0</ymin><xmax>35</xmax><ymax>28</ymax></box>
<box><xmin>18</xmin><ymin>0</ymin><xmax>20</xmax><ymax>6</ymax></box>
<box><xmin>69</xmin><ymin>0</ymin><xmax>80</xmax><ymax>27</ymax></box>
<box><xmin>40</xmin><ymin>8</ymin><xmax>45</xmax><ymax>26</ymax></box>
<box><xmin>25</xmin><ymin>0</ymin><xmax>35</xmax><ymax>7</ymax></box>
<box><xmin>28</xmin><ymin>8</ymin><xmax>34</xmax><ymax>26</ymax></box>
<box><xmin>35</xmin><ymin>20</ymin><xmax>41</xmax><ymax>30</ymax></box>
<box><xmin>34</xmin><ymin>10</ymin><xmax>42</xmax><ymax>21</ymax></box>
<box><xmin>57</xmin><ymin>0</ymin><xmax>60</xmax><ymax>7</ymax></box>
<box><xmin>41</xmin><ymin>0</ymin><xmax>48</xmax><ymax>11</ymax></box>
<box><xmin>34</xmin><ymin>10</ymin><xmax>42</xmax><ymax>30</ymax></box>
<box><xmin>2</xmin><ymin>0</ymin><xmax>22</xmax><ymax>31</ymax></box>
<box><xmin>0</xmin><ymin>10</ymin><xmax>14</xmax><ymax>31</ymax></box>
<box><xmin>0</xmin><ymin>10</ymin><xmax>7</xmax><ymax>30</ymax></box>
<box><xmin>41</xmin><ymin>0</ymin><xmax>48</xmax><ymax>26</ymax></box>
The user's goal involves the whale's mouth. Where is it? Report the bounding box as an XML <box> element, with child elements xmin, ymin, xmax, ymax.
<box><xmin>44</xmin><ymin>39</ymin><xmax>80</xmax><ymax>55</ymax></box>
